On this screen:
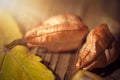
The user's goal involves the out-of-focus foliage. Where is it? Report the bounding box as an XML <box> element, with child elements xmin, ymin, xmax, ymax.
<box><xmin>0</xmin><ymin>9</ymin><xmax>22</xmax><ymax>48</ymax></box>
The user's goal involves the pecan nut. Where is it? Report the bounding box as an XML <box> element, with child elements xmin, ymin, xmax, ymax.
<box><xmin>25</xmin><ymin>14</ymin><xmax>89</xmax><ymax>52</ymax></box>
<box><xmin>76</xmin><ymin>24</ymin><xmax>119</xmax><ymax>70</ymax></box>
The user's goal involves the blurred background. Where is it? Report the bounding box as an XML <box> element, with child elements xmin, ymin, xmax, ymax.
<box><xmin>0</xmin><ymin>0</ymin><xmax>120</xmax><ymax>37</ymax></box>
<box><xmin>0</xmin><ymin>0</ymin><xmax>120</xmax><ymax>80</ymax></box>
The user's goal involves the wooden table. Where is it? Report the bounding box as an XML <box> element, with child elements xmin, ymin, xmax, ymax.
<box><xmin>1</xmin><ymin>0</ymin><xmax>120</xmax><ymax>80</ymax></box>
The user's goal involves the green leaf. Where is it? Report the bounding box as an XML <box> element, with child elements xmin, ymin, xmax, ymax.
<box><xmin>0</xmin><ymin>45</ymin><xmax>55</xmax><ymax>80</ymax></box>
<box><xmin>0</xmin><ymin>9</ymin><xmax>22</xmax><ymax>48</ymax></box>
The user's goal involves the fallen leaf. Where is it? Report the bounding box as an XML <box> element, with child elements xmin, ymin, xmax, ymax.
<box><xmin>0</xmin><ymin>45</ymin><xmax>55</xmax><ymax>80</ymax></box>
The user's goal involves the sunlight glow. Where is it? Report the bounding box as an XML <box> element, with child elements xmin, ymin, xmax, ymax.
<box><xmin>0</xmin><ymin>0</ymin><xmax>47</xmax><ymax>30</ymax></box>
<box><xmin>0</xmin><ymin>0</ymin><xmax>17</xmax><ymax>10</ymax></box>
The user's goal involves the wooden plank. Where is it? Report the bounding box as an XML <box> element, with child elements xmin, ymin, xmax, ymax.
<box><xmin>43</xmin><ymin>52</ymin><xmax>52</xmax><ymax>66</ymax></box>
<box><xmin>55</xmin><ymin>53</ymin><xmax>71</xmax><ymax>80</ymax></box>
<box><xmin>49</xmin><ymin>53</ymin><xmax>59</xmax><ymax>71</ymax></box>
<box><xmin>30</xmin><ymin>47</ymin><xmax>38</xmax><ymax>54</ymax></box>
<box><xmin>36</xmin><ymin>48</ymin><xmax>46</xmax><ymax>59</ymax></box>
<box><xmin>64</xmin><ymin>51</ymin><xmax>79</xmax><ymax>80</ymax></box>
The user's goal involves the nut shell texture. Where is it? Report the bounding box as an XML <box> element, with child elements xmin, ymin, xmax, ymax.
<box><xmin>25</xmin><ymin>14</ymin><xmax>89</xmax><ymax>52</ymax></box>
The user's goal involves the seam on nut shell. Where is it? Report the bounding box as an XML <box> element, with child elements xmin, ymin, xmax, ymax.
<box><xmin>25</xmin><ymin>28</ymin><xmax>87</xmax><ymax>41</ymax></box>
<box><xmin>26</xmin><ymin>30</ymin><xmax>87</xmax><ymax>44</ymax></box>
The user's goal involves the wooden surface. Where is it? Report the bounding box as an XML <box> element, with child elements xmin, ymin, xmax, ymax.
<box><xmin>1</xmin><ymin>0</ymin><xmax>120</xmax><ymax>80</ymax></box>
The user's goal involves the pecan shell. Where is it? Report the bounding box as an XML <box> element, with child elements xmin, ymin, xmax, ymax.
<box><xmin>25</xmin><ymin>14</ymin><xmax>89</xmax><ymax>52</ymax></box>
<box><xmin>76</xmin><ymin>24</ymin><xmax>119</xmax><ymax>70</ymax></box>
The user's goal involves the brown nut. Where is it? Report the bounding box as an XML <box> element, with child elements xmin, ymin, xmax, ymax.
<box><xmin>76</xmin><ymin>24</ymin><xmax>119</xmax><ymax>70</ymax></box>
<box><xmin>25</xmin><ymin>14</ymin><xmax>89</xmax><ymax>52</ymax></box>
